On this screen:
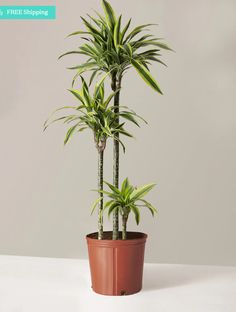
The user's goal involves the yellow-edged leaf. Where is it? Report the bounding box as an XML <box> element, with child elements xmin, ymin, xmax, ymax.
<box><xmin>114</xmin><ymin>15</ymin><xmax>122</xmax><ymax>49</ymax></box>
<box><xmin>131</xmin><ymin>59</ymin><xmax>163</xmax><ymax>94</ymax></box>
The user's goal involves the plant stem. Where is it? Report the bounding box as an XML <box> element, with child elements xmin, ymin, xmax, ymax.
<box><xmin>122</xmin><ymin>215</ymin><xmax>128</xmax><ymax>240</ymax></box>
<box><xmin>112</xmin><ymin>75</ymin><xmax>121</xmax><ymax>240</ymax></box>
<box><xmin>98</xmin><ymin>149</ymin><xmax>104</xmax><ymax>240</ymax></box>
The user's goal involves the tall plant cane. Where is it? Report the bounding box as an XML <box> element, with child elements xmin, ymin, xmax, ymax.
<box><xmin>59</xmin><ymin>0</ymin><xmax>172</xmax><ymax>239</ymax></box>
<box><xmin>44</xmin><ymin>76</ymin><xmax>144</xmax><ymax>239</ymax></box>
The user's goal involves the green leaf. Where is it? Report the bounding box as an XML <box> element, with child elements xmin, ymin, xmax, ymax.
<box><xmin>120</xmin><ymin>18</ymin><xmax>131</xmax><ymax>44</ymax></box>
<box><xmin>89</xmin><ymin>69</ymin><xmax>100</xmax><ymax>86</ymax></box>
<box><xmin>127</xmin><ymin>110</ymin><xmax>148</xmax><ymax>124</ymax></box>
<box><xmin>124</xmin><ymin>24</ymin><xmax>156</xmax><ymax>43</ymax></box>
<box><xmin>66</xmin><ymin>30</ymin><xmax>90</xmax><ymax>37</ymax></box>
<box><xmin>104</xmin><ymin>200</ymin><xmax>114</xmax><ymax>209</ymax></box>
<box><xmin>68</xmin><ymin>61</ymin><xmax>98</xmax><ymax>71</ymax></box>
<box><xmin>91</xmin><ymin>197</ymin><xmax>103</xmax><ymax>215</ymax></box>
<box><xmin>64</xmin><ymin>124</ymin><xmax>79</xmax><ymax>145</ymax></box>
<box><xmin>121</xmin><ymin>178</ymin><xmax>129</xmax><ymax>194</ymax></box>
<box><xmin>83</xmin><ymin>43</ymin><xmax>100</xmax><ymax>56</ymax></box>
<box><xmin>131</xmin><ymin>59</ymin><xmax>163</xmax><ymax>94</ymax></box>
<box><xmin>102</xmin><ymin>0</ymin><xmax>116</xmax><ymax>29</ymax></box>
<box><xmin>43</xmin><ymin>116</ymin><xmax>68</xmax><ymax>131</ymax></box>
<box><xmin>119</xmin><ymin>113</ymin><xmax>140</xmax><ymax>127</ymax></box>
<box><xmin>77</xmin><ymin>126</ymin><xmax>87</xmax><ymax>133</ymax></box>
<box><xmin>104</xmin><ymin>181</ymin><xmax>120</xmax><ymax>194</ymax></box>
<box><xmin>114</xmin><ymin>136</ymin><xmax>126</xmax><ymax>153</ymax></box>
<box><xmin>151</xmin><ymin>41</ymin><xmax>172</xmax><ymax>51</ymax></box>
<box><xmin>72</xmin><ymin>72</ymin><xmax>82</xmax><ymax>88</ymax></box>
<box><xmin>131</xmin><ymin>35</ymin><xmax>154</xmax><ymax>47</ymax></box>
<box><xmin>44</xmin><ymin>106</ymin><xmax>77</xmax><ymax>128</ymax></box>
<box><xmin>81</xmin><ymin>78</ymin><xmax>91</xmax><ymax>105</ymax></box>
<box><xmin>92</xmin><ymin>189</ymin><xmax>116</xmax><ymax>197</ymax></box>
<box><xmin>100</xmin><ymin>124</ymin><xmax>112</xmax><ymax>137</ymax></box>
<box><xmin>124</xmin><ymin>184</ymin><xmax>134</xmax><ymax>201</ymax></box>
<box><xmin>108</xmin><ymin>203</ymin><xmax>119</xmax><ymax>217</ymax></box>
<box><xmin>78</xmin><ymin>46</ymin><xmax>96</xmax><ymax>58</ymax></box>
<box><xmin>116</xmin><ymin>129</ymin><xmax>133</xmax><ymax>138</ymax></box>
<box><xmin>136</xmin><ymin>40</ymin><xmax>173</xmax><ymax>51</ymax></box>
<box><xmin>145</xmin><ymin>56</ymin><xmax>167</xmax><ymax>67</ymax></box>
<box><xmin>58</xmin><ymin>51</ymin><xmax>86</xmax><ymax>60</ymax></box>
<box><xmin>71</xmin><ymin>67</ymin><xmax>97</xmax><ymax>88</ymax></box>
<box><xmin>138</xmin><ymin>49</ymin><xmax>161</xmax><ymax>57</ymax></box>
<box><xmin>114</xmin><ymin>15</ymin><xmax>122</xmax><ymax>49</ymax></box>
<box><xmin>93</xmin><ymin>10</ymin><xmax>107</xmax><ymax>25</ymax></box>
<box><xmin>97</xmin><ymin>82</ymin><xmax>105</xmax><ymax>101</ymax></box>
<box><xmin>124</xmin><ymin>43</ymin><xmax>133</xmax><ymax>57</ymax></box>
<box><xmin>93</xmin><ymin>72</ymin><xmax>110</xmax><ymax>100</ymax></box>
<box><xmin>139</xmin><ymin>199</ymin><xmax>157</xmax><ymax>216</ymax></box>
<box><xmin>63</xmin><ymin>115</ymin><xmax>81</xmax><ymax>124</ymax></box>
<box><xmin>69</xmin><ymin>89</ymin><xmax>85</xmax><ymax>104</ymax></box>
<box><xmin>130</xmin><ymin>183</ymin><xmax>156</xmax><ymax>201</ymax></box>
<box><xmin>86</xmin><ymin>14</ymin><xmax>102</xmax><ymax>28</ymax></box>
<box><xmin>103</xmin><ymin>89</ymin><xmax>121</xmax><ymax>108</ymax></box>
<box><xmin>131</xmin><ymin>205</ymin><xmax>140</xmax><ymax>225</ymax></box>
<box><xmin>80</xmin><ymin>75</ymin><xmax>89</xmax><ymax>92</ymax></box>
<box><xmin>80</xmin><ymin>16</ymin><xmax>105</xmax><ymax>41</ymax></box>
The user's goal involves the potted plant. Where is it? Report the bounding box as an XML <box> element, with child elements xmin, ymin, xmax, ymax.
<box><xmin>44</xmin><ymin>0</ymin><xmax>171</xmax><ymax>296</ymax></box>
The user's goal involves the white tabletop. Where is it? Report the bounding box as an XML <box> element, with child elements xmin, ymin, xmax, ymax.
<box><xmin>0</xmin><ymin>255</ymin><xmax>235</xmax><ymax>312</ymax></box>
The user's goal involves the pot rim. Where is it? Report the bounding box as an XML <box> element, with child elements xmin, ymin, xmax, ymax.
<box><xmin>86</xmin><ymin>231</ymin><xmax>147</xmax><ymax>246</ymax></box>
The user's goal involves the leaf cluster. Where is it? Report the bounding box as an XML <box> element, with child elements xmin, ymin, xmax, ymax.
<box><xmin>44</xmin><ymin>76</ymin><xmax>144</xmax><ymax>150</ymax></box>
<box><xmin>59</xmin><ymin>0</ymin><xmax>172</xmax><ymax>93</ymax></box>
<box><xmin>93</xmin><ymin>178</ymin><xmax>157</xmax><ymax>224</ymax></box>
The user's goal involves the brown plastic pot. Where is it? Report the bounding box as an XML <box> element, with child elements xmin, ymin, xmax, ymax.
<box><xmin>86</xmin><ymin>231</ymin><xmax>147</xmax><ymax>296</ymax></box>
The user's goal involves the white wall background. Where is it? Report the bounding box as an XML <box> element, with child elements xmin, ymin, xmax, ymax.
<box><xmin>0</xmin><ymin>0</ymin><xmax>236</xmax><ymax>265</ymax></box>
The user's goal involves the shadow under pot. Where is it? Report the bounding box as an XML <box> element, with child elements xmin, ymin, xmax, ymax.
<box><xmin>86</xmin><ymin>231</ymin><xmax>147</xmax><ymax>296</ymax></box>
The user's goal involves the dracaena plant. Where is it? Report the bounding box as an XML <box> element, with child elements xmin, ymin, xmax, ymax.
<box><xmin>44</xmin><ymin>76</ymin><xmax>144</xmax><ymax>239</ymax></box>
<box><xmin>97</xmin><ymin>178</ymin><xmax>157</xmax><ymax>240</ymax></box>
<box><xmin>59</xmin><ymin>0</ymin><xmax>171</xmax><ymax>239</ymax></box>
